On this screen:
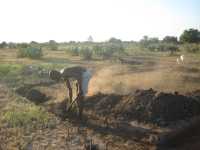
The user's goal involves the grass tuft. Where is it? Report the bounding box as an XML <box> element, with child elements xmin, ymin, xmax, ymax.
<box><xmin>2</xmin><ymin>102</ymin><xmax>56</xmax><ymax>129</ymax></box>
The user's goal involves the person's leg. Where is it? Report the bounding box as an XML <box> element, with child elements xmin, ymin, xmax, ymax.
<box><xmin>65</xmin><ymin>79</ymin><xmax>73</xmax><ymax>104</ymax></box>
<box><xmin>75</xmin><ymin>80</ymin><xmax>79</xmax><ymax>96</ymax></box>
<box><xmin>76</xmin><ymin>79</ymin><xmax>84</xmax><ymax>118</ymax></box>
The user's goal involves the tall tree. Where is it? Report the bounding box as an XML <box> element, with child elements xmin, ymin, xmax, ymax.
<box><xmin>180</xmin><ymin>28</ymin><xmax>200</xmax><ymax>43</ymax></box>
<box><xmin>162</xmin><ymin>36</ymin><xmax>178</xmax><ymax>43</ymax></box>
<box><xmin>87</xmin><ymin>36</ymin><xmax>93</xmax><ymax>42</ymax></box>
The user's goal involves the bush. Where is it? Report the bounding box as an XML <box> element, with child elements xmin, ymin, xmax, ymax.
<box><xmin>0</xmin><ymin>64</ymin><xmax>23</xmax><ymax>77</ymax></box>
<box><xmin>17</xmin><ymin>47</ymin><xmax>43</xmax><ymax>59</ymax></box>
<box><xmin>93</xmin><ymin>43</ymin><xmax>125</xmax><ymax>59</ymax></box>
<box><xmin>48</xmin><ymin>40</ymin><xmax>58</xmax><ymax>50</ymax></box>
<box><xmin>17</xmin><ymin>43</ymin><xmax>29</xmax><ymax>49</ymax></box>
<box><xmin>66</xmin><ymin>47</ymin><xmax>80</xmax><ymax>56</ymax></box>
<box><xmin>80</xmin><ymin>47</ymin><xmax>92</xmax><ymax>60</ymax></box>
<box><xmin>180</xmin><ymin>44</ymin><xmax>200</xmax><ymax>53</ymax></box>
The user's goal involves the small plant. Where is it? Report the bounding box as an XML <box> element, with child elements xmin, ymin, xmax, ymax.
<box><xmin>2</xmin><ymin>103</ymin><xmax>56</xmax><ymax>129</ymax></box>
<box><xmin>17</xmin><ymin>47</ymin><xmax>43</xmax><ymax>59</ymax></box>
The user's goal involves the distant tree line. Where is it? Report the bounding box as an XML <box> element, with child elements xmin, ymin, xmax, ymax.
<box><xmin>0</xmin><ymin>28</ymin><xmax>199</xmax><ymax>59</ymax></box>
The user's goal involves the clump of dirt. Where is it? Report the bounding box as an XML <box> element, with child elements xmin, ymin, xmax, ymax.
<box><xmin>16</xmin><ymin>86</ymin><xmax>49</xmax><ymax>104</ymax></box>
<box><xmin>151</xmin><ymin>93</ymin><xmax>200</xmax><ymax>123</ymax></box>
<box><xmin>85</xmin><ymin>89</ymin><xmax>200</xmax><ymax>126</ymax></box>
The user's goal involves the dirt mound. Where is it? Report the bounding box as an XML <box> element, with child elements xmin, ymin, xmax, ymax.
<box><xmin>16</xmin><ymin>86</ymin><xmax>49</xmax><ymax>104</ymax></box>
<box><xmin>118</xmin><ymin>89</ymin><xmax>157</xmax><ymax>122</ymax></box>
<box><xmin>158</xmin><ymin>117</ymin><xmax>200</xmax><ymax>149</ymax></box>
<box><xmin>151</xmin><ymin>93</ymin><xmax>200</xmax><ymax>123</ymax></box>
<box><xmin>85</xmin><ymin>89</ymin><xmax>200</xmax><ymax>126</ymax></box>
<box><xmin>187</xmin><ymin>90</ymin><xmax>200</xmax><ymax>102</ymax></box>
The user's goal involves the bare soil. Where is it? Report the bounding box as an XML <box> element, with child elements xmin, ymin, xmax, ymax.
<box><xmin>10</xmin><ymin>81</ymin><xmax>200</xmax><ymax>150</ymax></box>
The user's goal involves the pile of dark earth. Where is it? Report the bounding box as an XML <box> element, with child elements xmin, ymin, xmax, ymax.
<box><xmin>84</xmin><ymin>89</ymin><xmax>200</xmax><ymax>126</ymax></box>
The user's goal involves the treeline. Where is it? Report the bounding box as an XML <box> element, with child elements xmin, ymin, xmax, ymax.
<box><xmin>0</xmin><ymin>28</ymin><xmax>200</xmax><ymax>59</ymax></box>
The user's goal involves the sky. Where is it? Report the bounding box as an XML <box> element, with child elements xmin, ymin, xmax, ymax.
<box><xmin>0</xmin><ymin>0</ymin><xmax>199</xmax><ymax>42</ymax></box>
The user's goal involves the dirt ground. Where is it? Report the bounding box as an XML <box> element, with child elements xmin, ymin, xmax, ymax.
<box><xmin>1</xmin><ymin>82</ymin><xmax>159</xmax><ymax>150</ymax></box>
<box><xmin>1</xmin><ymin>49</ymin><xmax>200</xmax><ymax>149</ymax></box>
<box><xmin>8</xmin><ymin>80</ymin><xmax>200</xmax><ymax>150</ymax></box>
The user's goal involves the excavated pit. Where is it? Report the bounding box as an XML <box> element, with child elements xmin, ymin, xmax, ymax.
<box><xmin>15</xmin><ymin>85</ymin><xmax>50</xmax><ymax>104</ymax></box>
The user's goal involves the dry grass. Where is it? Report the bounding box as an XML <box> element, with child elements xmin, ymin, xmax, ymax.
<box><xmin>1</xmin><ymin>48</ymin><xmax>200</xmax><ymax>149</ymax></box>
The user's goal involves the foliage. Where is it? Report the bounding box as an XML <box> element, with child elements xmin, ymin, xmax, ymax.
<box><xmin>162</xmin><ymin>36</ymin><xmax>178</xmax><ymax>43</ymax></box>
<box><xmin>108</xmin><ymin>37</ymin><xmax>122</xmax><ymax>43</ymax></box>
<box><xmin>17</xmin><ymin>43</ymin><xmax>29</xmax><ymax>49</ymax></box>
<box><xmin>180</xmin><ymin>44</ymin><xmax>200</xmax><ymax>53</ymax></box>
<box><xmin>180</xmin><ymin>28</ymin><xmax>200</xmax><ymax>43</ymax></box>
<box><xmin>145</xmin><ymin>43</ymin><xmax>179</xmax><ymax>54</ymax></box>
<box><xmin>140</xmin><ymin>36</ymin><xmax>160</xmax><ymax>48</ymax></box>
<box><xmin>79</xmin><ymin>47</ymin><xmax>93</xmax><ymax>60</ymax></box>
<box><xmin>66</xmin><ymin>47</ymin><xmax>80</xmax><ymax>56</ymax></box>
<box><xmin>48</xmin><ymin>40</ymin><xmax>58</xmax><ymax>50</ymax></box>
<box><xmin>2</xmin><ymin>102</ymin><xmax>55</xmax><ymax>128</ymax></box>
<box><xmin>7</xmin><ymin>42</ymin><xmax>17</xmax><ymax>49</ymax></box>
<box><xmin>87</xmin><ymin>35</ymin><xmax>93</xmax><ymax>42</ymax></box>
<box><xmin>0</xmin><ymin>64</ymin><xmax>23</xmax><ymax>77</ymax></box>
<box><xmin>167</xmin><ymin>44</ymin><xmax>179</xmax><ymax>55</ymax></box>
<box><xmin>93</xmin><ymin>42</ymin><xmax>125</xmax><ymax>59</ymax></box>
<box><xmin>0</xmin><ymin>41</ymin><xmax>7</xmax><ymax>48</ymax></box>
<box><xmin>17</xmin><ymin>47</ymin><xmax>43</xmax><ymax>59</ymax></box>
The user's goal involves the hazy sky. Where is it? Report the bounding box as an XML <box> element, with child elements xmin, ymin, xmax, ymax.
<box><xmin>0</xmin><ymin>0</ymin><xmax>199</xmax><ymax>42</ymax></box>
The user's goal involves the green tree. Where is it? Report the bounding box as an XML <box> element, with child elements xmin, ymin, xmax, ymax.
<box><xmin>140</xmin><ymin>36</ymin><xmax>160</xmax><ymax>49</ymax></box>
<box><xmin>7</xmin><ymin>42</ymin><xmax>17</xmax><ymax>49</ymax></box>
<box><xmin>0</xmin><ymin>41</ymin><xmax>7</xmax><ymax>48</ymax></box>
<box><xmin>80</xmin><ymin>47</ymin><xmax>92</xmax><ymax>60</ymax></box>
<box><xmin>180</xmin><ymin>28</ymin><xmax>200</xmax><ymax>43</ymax></box>
<box><xmin>162</xmin><ymin>36</ymin><xmax>178</xmax><ymax>43</ymax></box>
<box><xmin>17</xmin><ymin>43</ymin><xmax>29</xmax><ymax>49</ymax></box>
<box><xmin>87</xmin><ymin>36</ymin><xmax>93</xmax><ymax>42</ymax></box>
<box><xmin>17</xmin><ymin>47</ymin><xmax>43</xmax><ymax>59</ymax></box>
<box><xmin>48</xmin><ymin>40</ymin><xmax>58</xmax><ymax>50</ymax></box>
<box><xmin>108</xmin><ymin>37</ymin><xmax>122</xmax><ymax>43</ymax></box>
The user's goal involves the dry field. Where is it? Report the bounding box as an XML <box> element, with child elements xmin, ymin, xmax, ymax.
<box><xmin>1</xmin><ymin>48</ymin><xmax>200</xmax><ymax>150</ymax></box>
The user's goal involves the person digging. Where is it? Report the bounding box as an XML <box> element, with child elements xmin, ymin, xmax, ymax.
<box><xmin>49</xmin><ymin>66</ymin><xmax>92</xmax><ymax>118</ymax></box>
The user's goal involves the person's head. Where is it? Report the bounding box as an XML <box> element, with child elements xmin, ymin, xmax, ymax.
<box><xmin>49</xmin><ymin>70</ymin><xmax>62</xmax><ymax>81</ymax></box>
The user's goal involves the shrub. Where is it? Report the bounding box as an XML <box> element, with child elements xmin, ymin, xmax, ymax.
<box><xmin>80</xmin><ymin>47</ymin><xmax>92</xmax><ymax>60</ymax></box>
<box><xmin>93</xmin><ymin>43</ymin><xmax>125</xmax><ymax>59</ymax></box>
<box><xmin>180</xmin><ymin>44</ymin><xmax>200</xmax><ymax>53</ymax></box>
<box><xmin>17</xmin><ymin>43</ymin><xmax>29</xmax><ymax>49</ymax></box>
<box><xmin>17</xmin><ymin>47</ymin><xmax>43</xmax><ymax>59</ymax></box>
<box><xmin>66</xmin><ymin>47</ymin><xmax>80</xmax><ymax>56</ymax></box>
<box><xmin>48</xmin><ymin>40</ymin><xmax>58</xmax><ymax>50</ymax></box>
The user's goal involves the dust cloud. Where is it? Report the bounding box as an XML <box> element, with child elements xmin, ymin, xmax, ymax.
<box><xmin>87</xmin><ymin>64</ymin><xmax>192</xmax><ymax>96</ymax></box>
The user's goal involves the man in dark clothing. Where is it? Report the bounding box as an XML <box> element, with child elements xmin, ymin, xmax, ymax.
<box><xmin>49</xmin><ymin>66</ymin><xmax>92</xmax><ymax>117</ymax></box>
